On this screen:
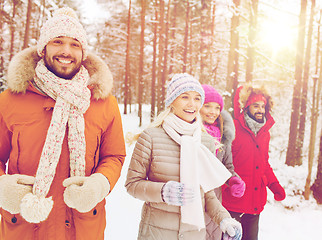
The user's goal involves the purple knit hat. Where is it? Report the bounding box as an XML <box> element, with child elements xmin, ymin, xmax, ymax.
<box><xmin>165</xmin><ymin>73</ymin><xmax>205</xmax><ymax>108</ymax></box>
<box><xmin>201</xmin><ymin>84</ymin><xmax>224</xmax><ymax>112</ymax></box>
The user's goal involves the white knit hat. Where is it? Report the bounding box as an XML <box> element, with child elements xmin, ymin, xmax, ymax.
<box><xmin>165</xmin><ymin>73</ymin><xmax>205</xmax><ymax>108</ymax></box>
<box><xmin>37</xmin><ymin>7</ymin><xmax>88</xmax><ymax>59</ymax></box>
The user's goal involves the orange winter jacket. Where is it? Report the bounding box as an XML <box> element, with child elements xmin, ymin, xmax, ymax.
<box><xmin>0</xmin><ymin>47</ymin><xmax>126</xmax><ymax>240</ymax></box>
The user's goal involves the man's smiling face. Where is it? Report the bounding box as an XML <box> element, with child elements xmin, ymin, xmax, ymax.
<box><xmin>43</xmin><ymin>36</ymin><xmax>83</xmax><ymax>79</ymax></box>
<box><xmin>248</xmin><ymin>100</ymin><xmax>266</xmax><ymax>123</ymax></box>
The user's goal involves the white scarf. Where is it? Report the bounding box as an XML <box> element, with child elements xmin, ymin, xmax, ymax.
<box><xmin>162</xmin><ymin>113</ymin><xmax>231</xmax><ymax>230</ymax></box>
<box><xmin>20</xmin><ymin>59</ymin><xmax>91</xmax><ymax>223</ymax></box>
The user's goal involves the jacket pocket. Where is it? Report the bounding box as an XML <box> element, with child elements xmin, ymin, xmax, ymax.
<box><xmin>8</xmin><ymin>131</ymin><xmax>20</xmax><ymax>173</ymax></box>
<box><xmin>0</xmin><ymin>208</ymin><xmax>23</xmax><ymax>225</ymax></box>
<box><xmin>71</xmin><ymin>200</ymin><xmax>106</xmax><ymax>240</ymax></box>
<box><xmin>138</xmin><ymin>203</ymin><xmax>150</xmax><ymax>238</ymax></box>
<box><xmin>85</xmin><ymin>133</ymin><xmax>100</xmax><ymax>175</ymax></box>
<box><xmin>91</xmin><ymin>136</ymin><xmax>100</xmax><ymax>174</ymax></box>
<box><xmin>0</xmin><ymin>209</ymin><xmax>35</xmax><ymax>239</ymax></box>
<box><xmin>262</xmin><ymin>175</ymin><xmax>268</xmax><ymax>186</ymax></box>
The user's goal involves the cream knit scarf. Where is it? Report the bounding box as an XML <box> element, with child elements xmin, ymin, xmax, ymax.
<box><xmin>162</xmin><ymin>113</ymin><xmax>231</xmax><ymax>230</ymax></box>
<box><xmin>20</xmin><ymin>59</ymin><xmax>91</xmax><ymax>223</ymax></box>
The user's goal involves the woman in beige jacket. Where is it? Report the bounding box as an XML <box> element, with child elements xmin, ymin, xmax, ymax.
<box><xmin>125</xmin><ymin>73</ymin><xmax>242</xmax><ymax>240</ymax></box>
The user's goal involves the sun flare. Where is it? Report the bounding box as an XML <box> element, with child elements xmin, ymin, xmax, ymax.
<box><xmin>258</xmin><ymin>16</ymin><xmax>297</xmax><ymax>51</ymax></box>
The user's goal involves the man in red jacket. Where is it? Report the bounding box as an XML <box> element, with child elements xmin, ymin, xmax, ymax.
<box><xmin>222</xmin><ymin>84</ymin><xmax>286</xmax><ymax>240</ymax></box>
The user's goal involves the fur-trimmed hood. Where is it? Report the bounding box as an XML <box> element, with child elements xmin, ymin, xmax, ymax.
<box><xmin>238</xmin><ymin>83</ymin><xmax>273</xmax><ymax>112</ymax></box>
<box><xmin>221</xmin><ymin>110</ymin><xmax>235</xmax><ymax>144</ymax></box>
<box><xmin>6</xmin><ymin>46</ymin><xmax>113</xmax><ymax>100</ymax></box>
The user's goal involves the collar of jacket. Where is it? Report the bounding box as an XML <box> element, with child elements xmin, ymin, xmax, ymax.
<box><xmin>236</xmin><ymin>110</ymin><xmax>275</xmax><ymax>136</ymax></box>
<box><xmin>6</xmin><ymin>46</ymin><xmax>113</xmax><ymax>100</ymax></box>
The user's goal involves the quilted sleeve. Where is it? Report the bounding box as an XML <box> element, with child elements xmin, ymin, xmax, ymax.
<box><xmin>125</xmin><ymin>129</ymin><xmax>164</xmax><ymax>203</ymax></box>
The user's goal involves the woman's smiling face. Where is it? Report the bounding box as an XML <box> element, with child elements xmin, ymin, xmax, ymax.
<box><xmin>200</xmin><ymin>102</ymin><xmax>221</xmax><ymax>125</ymax></box>
<box><xmin>171</xmin><ymin>91</ymin><xmax>202</xmax><ymax>123</ymax></box>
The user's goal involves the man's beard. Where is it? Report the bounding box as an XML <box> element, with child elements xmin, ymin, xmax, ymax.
<box><xmin>44</xmin><ymin>54</ymin><xmax>82</xmax><ymax>80</ymax></box>
<box><xmin>247</xmin><ymin>109</ymin><xmax>265</xmax><ymax>123</ymax></box>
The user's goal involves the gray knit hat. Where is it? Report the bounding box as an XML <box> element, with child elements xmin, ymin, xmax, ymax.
<box><xmin>165</xmin><ymin>73</ymin><xmax>205</xmax><ymax>108</ymax></box>
<box><xmin>37</xmin><ymin>7</ymin><xmax>88</xmax><ymax>59</ymax></box>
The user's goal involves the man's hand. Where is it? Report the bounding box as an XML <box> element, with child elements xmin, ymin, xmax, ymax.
<box><xmin>63</xmin><ymin>173</ymin><xmax>110</xmax><ymax>212</ymax></box>
<box><xmin>269</xmin><ymin>182</ymin><xmax>286</xmax><ymax>201</ymax></box>
<box><xmin>0</xmin><ymin>174</ymin><xmax>35</xmax><ymax>214</ymax></box>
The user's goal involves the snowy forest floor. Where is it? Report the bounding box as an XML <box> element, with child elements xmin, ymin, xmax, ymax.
<box><xmin>104</xmin><ymin>105</ymin><xmax>322</xmax><ymax>240</ymax></box>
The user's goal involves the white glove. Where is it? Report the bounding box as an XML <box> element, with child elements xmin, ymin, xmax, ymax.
<box><xmin>63</xmin><ymin>173</ymin><xmax>110</xmax><ymax>213</ymax></box>
<box><xmin>220</xmin><ymin>218</ymin><xmax>242</xmax><ymax>240</ymax></box>
<box><xmin>161</xmin><ymin>181</ymin><xmax>195</xmax><ymax>206</ymax></box>
<box><xmin>0</xmin><ymin>174</ymin><xmax>35</xmax><ymax>214</ymax></box>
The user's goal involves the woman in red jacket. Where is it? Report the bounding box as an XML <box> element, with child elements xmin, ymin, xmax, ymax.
<box><xmin>222</xmin><ymin>84</ymin><xmax>286</xmax><ymax>240</ymax></box>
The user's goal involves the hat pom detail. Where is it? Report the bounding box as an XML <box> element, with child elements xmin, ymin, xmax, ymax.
<box><xmin>53</xmin><ymin>7</ymin><xmax>78</xmax><ymax>20</ymax></box>
<box><xmin>20</xmin><ymin>193</ymin><xmax>53</xmax><ymax>223</ymax></box>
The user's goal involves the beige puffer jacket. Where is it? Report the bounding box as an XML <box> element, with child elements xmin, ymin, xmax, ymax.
<box><xmin>125</xmin><ymin>127</ymin><xmax>230</xmax><ymax>240</ymax></box>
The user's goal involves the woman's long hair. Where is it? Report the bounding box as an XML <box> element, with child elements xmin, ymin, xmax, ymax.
<box><xmin>217</xmin><ymin>114</ymin><xmax>224</xmax><ymax>138</ymax></box>
<box><xmin>126</xmin><ymin>107</ymin><xmax>172</xmax><ymax>145</ymax></box>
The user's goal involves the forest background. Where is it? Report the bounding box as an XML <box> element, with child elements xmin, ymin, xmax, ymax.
<box><xmin>0</xmin><ymin>0</ymin><xmax>322</xmax><ymax>207</ymax></box>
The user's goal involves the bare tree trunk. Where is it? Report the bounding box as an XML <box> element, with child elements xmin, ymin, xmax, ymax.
<box><xmin>157</xmin><ymin>0</ymin><xmax>165</xmax><ymax>114</ymax></box>
<box><xmin>124</xmin><ymin>0</ymin><xmax>132</xmax><ymax>115</ymax></box>
<box><xmin>23</xmin><ymin>0</ymin><xmax>32</xmax><ymax>49</ymax></box>
<box><xmin>297</xmin><ymin>0</ymin><xmax>315</xmax><ymax>164</ymax></box>
<box><xmin>160</xmin><ymin>0</ymin><xmax>171</xmax><ymax>112</ymax></box>
<box><xmin>151</xmin><ymin>2</ymin><xmax>158</xmax><ymax>121</ymax></box>
<box><xmin>138</xmin><ymin>0</ymin><xmax>146</xmax><ymax>126</ymax></box>
<box><xmin>304</xmin><ymin>5</ymin><xmax>320</xmax><ymax>200</ymax></box>
<box><xmin>286</xmin><ymin>0</ymin><xmax>307</xmax><ymax>166</ymax></box>
<box><xmin>210</xmin><ymin>3</ymin><xmax>219</xmax><ymax>83</ymax></box>
<box><xmin>189</xmin><ymin>16</ymin><xmax>193</xmax><ymax>75</ymax></box>
<box><xmin>9</xmin><ymin>0</ymin><xmax>18</xmax><ymax>60</ymax></box>
<box><xmin>200</xmin><ymin>0</ymin><xmax>207</xmax><ymax>81</ymax></box>
<box><xmin>304</xmin><ymin>75</ymin><xmax>320</xmax><ymax>199</ymax></box>
<box><xmin>311</xmin><ymin>130</ymin><xmax>322</xmax><ymax>204</ymax></box>
<box><xmin>168</xmin><ymin>0</ymin><xmax>177</xmax><ymax>76</ymax></box>
<box><xmin>245</xmin><ymin>0</ymin><xmax>258</xmax><ymax>82</ymax></box>
<box><xmin>209</xmin><ymin>2</ymin><xmax>215</xmax><ymax>74</ymax></box>
<box><xmin>183</xmin><ymin>0</ymin><xmax>189</xmax><ymax>73</ymax></box>
<box><xmin>309</xmin><ymin>10</ymin><xmax>322</xmax><ymax>200</ymax></box>
<box><xmin>37</xmin><ymin>0</ymin><xmax>46</xmax><ymax>40</ymax></box>
<box><xmin>225</xmin><ymin>0</ymin><xmax>240</xmax><ymax>113</ymax></box>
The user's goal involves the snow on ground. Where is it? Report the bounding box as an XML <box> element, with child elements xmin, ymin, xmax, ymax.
<box><xmin>104</xmin><ymin>105</ymin><xmax>322</xmax><ymax>240</ymax></box>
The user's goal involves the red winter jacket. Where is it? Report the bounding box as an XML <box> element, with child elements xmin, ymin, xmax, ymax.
<box><xmin>222</xmin><ymin>87</ymin><xmax>278</xmax><ymax>215</ymax></box>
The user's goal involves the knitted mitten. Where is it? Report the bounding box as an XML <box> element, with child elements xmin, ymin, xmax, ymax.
<box><xmin>220</xmin><ymin>218</ymin><xmax>242</xmax><ymax>240</ymax></box>
<box><xmin>228</xmin><ymin>176</ymin><xmax>246</xmax><ymax>198</ymax></box>
<box><xmin>0</xmin><ymin>174</ymin><xmax>35</xmax><ymax>214</ymax></box>
<box><xmin>161</xmin><ymin>181</ymin><xmax>195</xmax><ymax>206</ymax></box>
<box><xmin>63</xmin><ymin>173</ymin><xmax>110</xmax><ymax>212</ymax></box>
<box><xmin>269</xmin><ymin>182</ymin><xmax>286</xmax><ymax>201</ymax></box>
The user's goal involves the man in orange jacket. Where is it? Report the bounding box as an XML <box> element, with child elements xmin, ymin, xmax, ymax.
<box><xmin>0</xmin><ymin>7</ymin><xmax>126</xmax><ymax>240</ymax></box>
